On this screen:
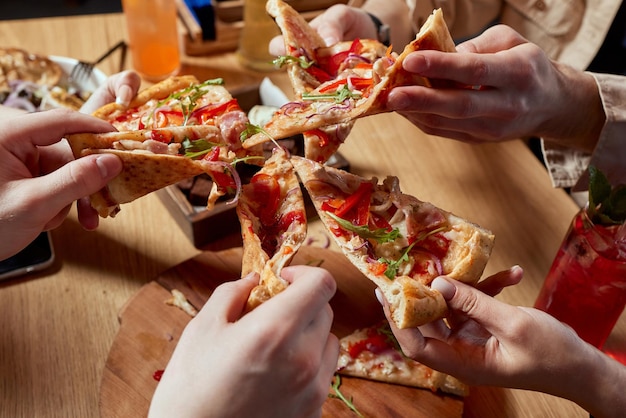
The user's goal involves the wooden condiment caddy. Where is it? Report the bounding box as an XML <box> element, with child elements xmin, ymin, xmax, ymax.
<box><xmin>176</xmin><ymin>0</ymin><xmax>352</xmax><ymax>56</ymax></box>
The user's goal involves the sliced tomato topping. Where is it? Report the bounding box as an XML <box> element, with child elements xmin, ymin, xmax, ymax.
<box><xmin>369</xmin><ymin>212</ymin><xmax>392</xmax><ymax>231</ymax></box>
<box><xmin>305</xmin><ymin>65</ymin><xmax>333</xmax><ymax>83</ymax></box>
<box><xmin>113</xmin><ymin>107</ymin><xmax>139</xmax><ymax>123</ymax></box>
<box><xmin>305</xmin><ymin>129</ymin><xmax>330</xmax><ymax>147</ymax></box>
<box><xmin>191</xmin><ymin>99</ymin><xmax>241</xmax><ymax>124</ymax></box>
<box><xmin>278</xmin><ymin>210</ymin><xmax>306</xmax><ymax>231</ymax></box>
<box><xmin>334</xmin><ymin>181</ymin><xmax>373</xmax><ymax>226</ymax></box>
<box><xmin>150</xmin><ymin>129</ymin><xmax>174</xmax><ymax>143</ymax></box>
<box><xmin>203</xmin><ymin>147</ymin><xmax>235</xmax><ymax>189</ymax></box>
<box><xmin>347</xmin><ymin>326</ymin><xmax>390</xmax><ymax>358</ymax></box>
<box><xmin>248</xmin><ymin>173</ymin><xmax>281</xmax><ymax>225</ymax></box>
<box><xmin>326</xmin><ymin>39</ymin><xmax>363</xmax><ymax>76</ymax></box>
<box><xmin>317</xmin><ymin>76</ymin><xmax>373</xmax><ymax>97</ymax></box>
<box><xmin>369</xmin><ymin>261</ymin><xmax>388</xmax><ymax>277</ymax></box>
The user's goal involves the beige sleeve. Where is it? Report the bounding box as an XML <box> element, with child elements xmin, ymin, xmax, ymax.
<box><xmin>543</xmin><ymin>72</ymin><xmax>626</xmax><ymax>191</ymax></box>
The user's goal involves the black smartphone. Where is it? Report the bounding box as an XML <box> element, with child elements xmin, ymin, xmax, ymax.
<box><xmin>0</xmin><ymin>231</ymin><xmax>55</xmax><ymax>281</ymax></box>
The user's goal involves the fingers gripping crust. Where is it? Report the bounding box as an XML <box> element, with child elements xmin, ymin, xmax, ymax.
<box><xmin>292</xmin><ymin>156</ymin><xmax>494</xmax><ymax>328</ymax></box>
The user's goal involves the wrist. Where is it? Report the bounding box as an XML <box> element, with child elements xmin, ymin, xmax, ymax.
<box><xmin>568</xmin><ymin>347</ymin><xmax>626</xmax><ymax>418</ymax></box>
<box><xmin>544</xmin><ymin>64</ymin><xmax>605</xmax><ymax>153</ymax></box>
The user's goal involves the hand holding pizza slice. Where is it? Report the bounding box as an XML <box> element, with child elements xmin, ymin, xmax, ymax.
<box><xmin>292</xmin><ymin>157</ymin><xmax>494</xmax><ymax>328</ymax></box>
<box><xmin>243</xmin><ymin>5</ymin><xmax>456</xmax><ymax>150</ymax></box>
<box><xmin>68</xmin><ymin>75</ymin><xmax>263</xmax><ymax>217</ymax></box>
<box><xmin>236</xmin><ymin>147</ymin><xmax>307</xmax><ymax>311</ymax></box>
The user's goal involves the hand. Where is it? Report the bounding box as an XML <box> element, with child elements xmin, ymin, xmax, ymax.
<box><xmin>268</xmin><ymin>5</ymin><xmax>376</xmax><ymax>56</ymax></box>
<box><xmin>80</xmin><ymin>70</ymin><xmax>141</xmax><ymax>114</ymax></box>
<box><xmin>149</xmin><ymin>266</ymin><xmax>339</xmax><ymax>418</ymax></box>
<box><xmin>381</xmin><ymin>267</ymin><xmax>626</xmax><ymax>417</ymax></box>
<box><xmin>387</xmin><ymin>25</ymin><xmax>604</xmax><ymax>152</ymax></box>
<box><xmin>0</xmin><ymin>109</ymin><xmax>121</xmax><ymax>260</ymax></box>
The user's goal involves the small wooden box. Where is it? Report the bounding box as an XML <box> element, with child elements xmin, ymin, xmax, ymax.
<box><xmin>177</xmin><ymin>0</ymin><xmax>351</xmax><ymax>56</ymax></box>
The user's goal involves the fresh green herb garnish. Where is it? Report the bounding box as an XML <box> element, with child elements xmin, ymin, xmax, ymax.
<box><xmin>377</xmin><ymin>322</ymin><xmax>404</xmax><ymax>353</ymax></box>
<box><xmin>239</xmin><ymin>123</ymin><xmax>276</xmax><ymax>144</ymax></box>
<box><xmin>147</xmin><ymin>78</ymin><xmax>225</xmax><ymax>126</ymax></box>
<box><xmin>378</xmin><ymin>242</ymin><xmax>416</xmax><ymax>279</ymax></box>
<box><xmin>588</xmin><ymin>165</ymin><xmax>626</xmax><ymax>225</ymax></box>
<box><xmin>273</xmin><ymin>55</ymin><xmax>315</xmax><ymax>69</ymax></box>
<box><xmin>326</xmin><ymin>212</ymin><xmax>400</xmax><ymax>243</ymax></box>
<box><xmin>302</xmin><ymin>84</ymin><xmax>362</xmax><ymax>103</ymax></box>
<box><xmin>230</xmin><ymin>155</ymin><xmax>265</xmax><ymax>166</ymax></box>
<box><xmin>329</xmin><ymin>375</ymin><xmax>363</xmax><ymax>417</ymax></box>
<box><xmin>181</xmin><ymin>137</ymin><xmax>220</xmax><ymax>159</ymax></box>
<box><xmin>377</xmin><ymin>226</ymin><xmax>447</xmax><ymax>279</ymax></box>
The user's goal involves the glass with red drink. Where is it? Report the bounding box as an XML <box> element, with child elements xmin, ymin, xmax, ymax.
<box><xmin>534</xmin><ymin>206</ymin><xmax>626</xmax><ymax>348</ymax></box>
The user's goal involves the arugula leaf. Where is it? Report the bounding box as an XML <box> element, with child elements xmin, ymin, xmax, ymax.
<box><xmin>148</xmin><ymin>78</ymin><xmax>225</xmax><ymax>126</ymax></box>
<box><xmin>329</xmin><ymin>375</ymin><xmax>363</xmax><ymax>417</ymax></box>
<box><xmin>588</xmin><ymin>165</ymin><xmax>626</xmax><ymax>225</ymax></box>
<box><xmin>239</xmin><ymin>123</ymin><xmax>275</xmax><ymax>144</ymax></box>
<box><xmin>326</xmin><ymin>212</ymin><xmax>400</xmax><ymax>243</ymax></box>
<box><xmin>377</xmin><ymin>226</ymin><xmax>447</xmax><ymax>280</ymax></box>
<box><xmin>378</xmin><ymin>242</ymin><xmax>415</xmax><ymax>279</ymax></box>
<box><xmin>302</xmin><ymin>84</ymin><xmax>362</xmax><ymax>103</ymax></box>
<box><xmin>272</xmin><ymin>55</ymin><xmax>315</xmax><ymax>69</ymax></box>
<box><xmin>181</xmin><ymin>137</ymin><xmax>220</xmax><ymax>159</ymax></box>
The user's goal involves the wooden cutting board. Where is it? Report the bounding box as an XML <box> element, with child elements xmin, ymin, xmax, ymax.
<box><xmin>99</xmin><ymin>246</ymin><xmax>464</xmax><ymax>418</ymax></box>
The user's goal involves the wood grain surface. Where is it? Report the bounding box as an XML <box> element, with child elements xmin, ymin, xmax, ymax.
<box><xmin>100</xmin><ymin>246</ymin><xmax>464</xmax><ymax>418</ymax></box>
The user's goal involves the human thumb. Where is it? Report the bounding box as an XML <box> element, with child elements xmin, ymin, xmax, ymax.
<box><xmin>37</xmin><ymin>153</ymin><xmax>122</xmax><ymax>213</ymax></box>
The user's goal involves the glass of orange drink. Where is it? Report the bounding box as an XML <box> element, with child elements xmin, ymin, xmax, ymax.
<box><xmin>122</xmin><ymin>0</ymin><xmax>180</xmax><ymax>82</ymax></box>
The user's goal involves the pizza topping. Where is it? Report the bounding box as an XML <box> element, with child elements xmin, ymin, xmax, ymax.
<box><xmin>181</xmin><ymin>137</ymin><xmax>222</xmax><ymax>159</ymax></box>
<box><xmin>329</xmin><ymin>375</ymin><xmax>364</xmax><ymax>417</ymax></box>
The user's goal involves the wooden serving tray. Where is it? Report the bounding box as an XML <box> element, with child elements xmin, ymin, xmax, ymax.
<box><xmin>99</xmin><ymin>246</ymin><xmax>464</xmax><ymax>417</ymax></box>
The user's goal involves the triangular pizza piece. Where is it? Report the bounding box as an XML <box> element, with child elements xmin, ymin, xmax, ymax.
<box><xmin>291</xmin><ymin>156</ymin><xmax>494</xmax><ymax>328</ymax></box>
<box><xmin>236</xmin><ymin>147</ymin><xmax>307</xmax><ymax>311</ymax></box>
<box><xmin>337</xmin><ymin>320</ymin><xmax>469</xmax><ymax>396</ymax></box>
<box><xmin>68</xmin><ymin>76</ymin><xmax>263</xmax><ymax>217</ymax></box>
<box><xmin>68</xmin><ymin>125</ymin><xmax>254</xmax><ymax>217</ymax></box>
<box><xmin>266</xmin><ymin>0</ymin><xmax>383</xmax><ymax>163</ymax></box>
<box><xmin>93</xmin><ymin>75</ymin><xmax>257</xmax><ymax>160</ymax></box>
<box><xmin>243</xmin><ymin>7</ymin><xmax>456</xmax><ymax>148</ymax></box>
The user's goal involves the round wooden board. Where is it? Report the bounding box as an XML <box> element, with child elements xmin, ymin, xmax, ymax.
<box><xmin>99</xmin><ymin>246</ymin><xmax>464</xmax><ymax>418</ymax></box>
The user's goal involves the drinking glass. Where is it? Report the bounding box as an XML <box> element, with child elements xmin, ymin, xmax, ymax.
<box><xmin>236</xmin><ymin>0</ymin><xmax>280</xmax><ymax>71</ymax></box>
<box><xmin>122</xmin><ymin>0</ymin><xmax>180</xmax><ymax>81</ymax></box>
<box><xmin>534</xmin><ymin>206</ymin><xmax>626</xmax><ymax>348</ymax></box>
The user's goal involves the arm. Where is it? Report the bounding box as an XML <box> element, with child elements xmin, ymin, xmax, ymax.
<box><xmin>149</xmin><ymin>266</ymin><xmax>339</xmax><ymax>418</ymax></box>
<box><xmin>382</xmin><ymin>272</ymin><xmax>626</xmax><ymax>418</ymax></box>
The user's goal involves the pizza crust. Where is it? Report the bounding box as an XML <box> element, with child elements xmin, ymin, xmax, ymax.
<box><xmin>292</xmin><ymin>156</ymin><xmax>494</xmax><ymax>328</ymax></box>
<box><xmin>337</xmin><ymin>321</ymin><xmax>469</xmax><ymax>396</ymax></box>
<box><xmin>236</xmin><ymin>148</ymin><xmax>307</xmax><ymax>311</ymax></box>
<box><xmin>69</xmin><ymin>76</ymin><xmax>260</xmax><ymax>217</ymax></box>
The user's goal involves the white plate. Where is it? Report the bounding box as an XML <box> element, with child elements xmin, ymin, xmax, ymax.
<box><xmin>48</xmin><ymin>55</ymin><xmax>108</xmax><ymax>93</ymax></box>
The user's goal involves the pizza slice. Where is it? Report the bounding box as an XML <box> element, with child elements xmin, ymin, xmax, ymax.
<box><xmin>337</xmin><ymin>320</ymin><xmax>469</xmax><ymax>396</ymax></box>
<box><xmin>266</xmin><ymin>0</ymin><xmax>389</xmax><ymax>163</ymax></box>
<box><xmin>236</xmin><ymin>147</ymin><xmax>307</xmax><ymax>311</ymax></box>
<box><xmin>243</xmin><ymin>7</ymin><xmax>456</xmax><ymax>148</ymax></box>
<box><xmin>68</xmin><ymin>125</ymin><xmax>254</xmax><ymax>217</ymax></box>
<box><xmin>93</xmin><ymin>75</ymin><xmax>254</xmax><ymax>159</ymax></box>
<box><xmin>291</xmin><ymin>156</ymin><xmax>494</xmax><ymax>328</ymax></box>
<box><xmin>68</xmin><ymin>76</ymin><xmax>263</xmax><ymax>217</ymax></box>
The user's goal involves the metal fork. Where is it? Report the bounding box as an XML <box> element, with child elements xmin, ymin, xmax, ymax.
<box><xmin>69</xmin><ymin>41</ymin><xmax>128</xmax><ymax>83</ymax></box>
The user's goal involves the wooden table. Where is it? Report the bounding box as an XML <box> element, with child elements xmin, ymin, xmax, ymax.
<box><xmin>1</xmin><ymin>12</ymin><xmax>623</xmax><ymax>418</ymax></box>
